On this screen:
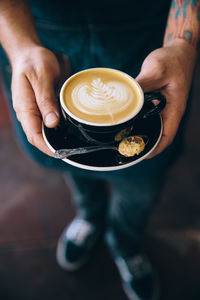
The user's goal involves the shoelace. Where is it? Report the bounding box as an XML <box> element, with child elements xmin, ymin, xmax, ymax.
<box><xmin>116</xmin><ymin>255</ymin><xmax>152</xmax><ymax>281</ymax></box>
<box><xmin>66</xmin><ymin>219</ymin><xmax>95</xmax><ymax>245</ymax></box>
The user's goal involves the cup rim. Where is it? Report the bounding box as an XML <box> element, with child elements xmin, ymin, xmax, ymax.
<box><xmin>60</xmin><ymin>67</ymin><xmax>144</xmax><ymax>127</ymax></box>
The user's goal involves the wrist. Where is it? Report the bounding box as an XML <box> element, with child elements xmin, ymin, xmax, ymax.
<box><xmin>164</xmin><ymin>37</ymin><xmax>196</xmax><ymax>50</ymax></box>
<box><xmin>0</xmin><ymin>0</ymin><xmax>42</xmax><ymax>65</ymax></box>
<box><xmin>10</xmin><ymin>42</ymin><xmax>42</xmax><ymax>65</ymax></box>
<box><xmin>163</xmin><ymin>1</ymin><xmax>200</xmax><ymax>49</ymax></box>
<box><xmin>162</xmin><ymin>38</ymin><xmax>197</xmax><ymax>90</ymax></box>
<box><xmin>0</xmin><ymin>28</ymin><xmax>42</xmax><ymax>66</ymax></box>
<box><xmin>163</xmin><ymin>38</ymin><xmax>197</xmax><ymax>61</ymax></box>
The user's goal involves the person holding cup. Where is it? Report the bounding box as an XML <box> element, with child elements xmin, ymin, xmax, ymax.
<box><xmin>0</xmin><ymin>0</ymin><xmax>199</xmax><ymax>299</ymax></box>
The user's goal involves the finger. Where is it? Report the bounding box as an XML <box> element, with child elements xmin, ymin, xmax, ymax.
<box><xmin>146</xmin><ymin>102</ymin><xmax>182</xmax><ymax>159</ymax></box>
<box><xmin>12</xmin><ymin>75</ymin><xmax>53</xmax><ymax>156</ymax></box>
<box><xmin>18</xmin><ymin>111</ymin><xmax>53</xmax><ymax>156</ymax></box>
<box><xmin>31</xmin><ymin>74</ymin><xmax>60</xmax><ymax>128</ymax></box>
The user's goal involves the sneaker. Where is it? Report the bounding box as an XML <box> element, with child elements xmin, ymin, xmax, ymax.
<box><xmin>115</xmin><ymin>254</ymin><xmax>159</xmax><ymax>300</ymax></box>
<box><xmin>56</xmin><ymin>217</ymin><xmax>102</xmax><ymax>271</ymax></box>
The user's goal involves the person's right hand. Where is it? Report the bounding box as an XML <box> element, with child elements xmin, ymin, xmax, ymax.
<box><xmin>11</xmin><ymin>46</ymin><xmax>61</xmax><ymax>156</ymax></box>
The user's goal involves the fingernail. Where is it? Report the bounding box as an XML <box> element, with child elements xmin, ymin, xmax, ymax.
<box><xmin>45</xmin><ymin>112</ymin><xmax>58</xmax><ymax>126</ymax></box>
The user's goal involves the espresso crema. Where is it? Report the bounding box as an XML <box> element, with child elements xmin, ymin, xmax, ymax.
<box><xmin>62</xmin><ymin>68</ymin><xmax>143</xmax><ymax>125</ymax></box>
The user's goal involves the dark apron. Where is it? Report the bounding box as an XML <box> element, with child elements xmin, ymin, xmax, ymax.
<box><xmin>0</xmin><ymin>0</ymin><xmax>183</xmax><ymax>180</ymax></box>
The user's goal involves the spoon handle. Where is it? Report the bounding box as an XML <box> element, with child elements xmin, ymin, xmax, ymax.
<box><xmin>54</xmin><ymin>145</ymin><xmax>115</xmax><ymax>159</ymax></box>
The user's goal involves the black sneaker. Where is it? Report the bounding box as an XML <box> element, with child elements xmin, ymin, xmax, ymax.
<box><xmin>115</xmin><ymin>254</ymin><xmax>159</xmax><ymax>300</ymax></box>
<box><xmin>56</xmin><ymin>218</ymin><xmax>102</xmax><ymax>271</ymax></box>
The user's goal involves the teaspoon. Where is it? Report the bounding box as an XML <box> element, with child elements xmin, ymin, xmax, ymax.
<box><xmin>53</xmin><ymin>135</ymin><xmax>148</xmax><ymax>159</ymax></box>
<box><xmin>54</xmin><ymin>145</ymin><xmax>117</xmax><ymax>159</ymax></box>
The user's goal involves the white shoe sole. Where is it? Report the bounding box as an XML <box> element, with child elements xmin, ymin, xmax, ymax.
<box><xmin>56</xmin><ymin>234</ymin><xmax>90</xmax><ymax>271</ymax></box>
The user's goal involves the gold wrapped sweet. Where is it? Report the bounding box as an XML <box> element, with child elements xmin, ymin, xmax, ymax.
<box><xmin>118</xmin><ymin>136</ymin><xmax>145</xmax><ymax>157</ymax></box>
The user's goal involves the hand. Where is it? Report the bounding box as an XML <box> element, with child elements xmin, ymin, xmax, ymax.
<box><xmin>136</xmin><ymin>39</ymin><xmax>197</xmax><ymax>159</ymax></box>
<box><xmin>11</xmin><ymin>46</ymin><xmax>61</xmax><ymax>156</ymax></box>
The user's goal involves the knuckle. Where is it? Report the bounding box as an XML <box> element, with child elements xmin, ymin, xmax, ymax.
<box><xmin>27</xmin><ymin>133</ymin><xmax>40</xmax><ymax>146</ymax></box>
<box><xmin>12</xmin><ymin>101</ymin><xmax>20</xmax><ymax>113</ymax></box>
<box><xmin>13</xmin><ymin>105</ymin><xmax>25</xmax><ymax>122</ymax></box>
<box><xmin>39</xmin><ymin>97</ymin><xmax>52</xmax><ymax>106</ymax></box>
<box><xmin>38</xmin><ymin>97</ymin><xmax>57</xmax><ymax>114</ymax></box>
<box><xmin>37</xmin><ymin>63</ymin><xmax>54</xmax><ymax>79</ymax></box>
<box><xmin>15</xmin><ymin>111</ymin><xmax>22</xmax><ymax>122</ymax></box>
<box><xmin>37</xmin><ymin>68</ymin><xmax>46</xmax><ymax>80</ymax></box>
<box><xmin>27</xmin><ymin>67</ymin><xmax>39</xmax><ymax>82</ymax></box>
<box><xmin>27</xmin><ymin>134</ymin><xmax>35</xmax><ymax>145</ymax></box>
<box><xmin>142</xmin><ymin>57</ymin><xmax>167</xmax><ymax>80</ymax></box>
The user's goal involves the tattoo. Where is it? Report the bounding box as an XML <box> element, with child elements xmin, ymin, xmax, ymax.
<box><xmin>164</xmin><ymin>0</ymin><xmax>200</xmax><ymax>47</ymax></box>
<box><xmin>184</xmin><ymin>29</ymin><xmax>193</xmax><ymax>41</ymax></box>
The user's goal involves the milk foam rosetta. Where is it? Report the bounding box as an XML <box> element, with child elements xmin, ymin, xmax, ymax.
<box><xmin>72</xmin><ymin>78</ymin><xmax>133</xmax><ymax>119</ymax></box>
<box><xmin>63</xmin><ymin>69</ymin><xmax>142</xmax><ymax>125</ymax></box>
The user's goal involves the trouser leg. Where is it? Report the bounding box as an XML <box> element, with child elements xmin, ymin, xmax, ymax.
<box><xmin>65</xmin><ymin>173</ymin><xmax>110</xmax><ymax>226</ymax></box>
<box><xmin>106</xmin><ymin>178</ymin><xmax>163</xmax><ymax>258</ymax></box>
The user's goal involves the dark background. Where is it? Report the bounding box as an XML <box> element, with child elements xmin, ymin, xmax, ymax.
<box><xmin>0</xmin><ymin>55</ymin><xmax>200</xmax><ymax>300</ymax></box>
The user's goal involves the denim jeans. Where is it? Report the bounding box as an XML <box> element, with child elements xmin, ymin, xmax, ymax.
<box><xmin>0</xmin><ymin>18</ymin><xmax>183</xmax><ymax>257</ymax></box>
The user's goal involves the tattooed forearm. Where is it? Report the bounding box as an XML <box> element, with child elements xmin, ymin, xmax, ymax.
<box><xmin>164</xmin><ymin>0</ymin><xmax>200</xmax><ymax>47</ymax></box>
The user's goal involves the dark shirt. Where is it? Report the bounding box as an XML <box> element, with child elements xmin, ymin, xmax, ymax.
<box><xmin>28</xmin><ymin>0</ymin><xmax>171</xmax><ymax>26</ymax></box>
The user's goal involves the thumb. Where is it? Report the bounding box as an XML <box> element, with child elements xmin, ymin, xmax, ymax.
<box><xmin>32</xmin><ymin>77</ymin><xmax>60</xmax><ymax>128</ymax></box>
<box><xmin>136</xmin><ymin>59</ymin><xmax>167</xmax><ymax>93</ymax></box>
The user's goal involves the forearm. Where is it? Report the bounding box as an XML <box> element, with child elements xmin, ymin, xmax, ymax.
<box><xmin>0</xmin><ymin>0</ymin><xmax>41</xmax><ymax>64</ymax></box>
<box><xmin>164</xmin><ymin>0</ymin><xmax>200</xmax><ymax>47</ymax></box>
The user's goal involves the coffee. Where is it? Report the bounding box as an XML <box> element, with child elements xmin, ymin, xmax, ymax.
<box><xmin>61</xmin><ymin>68</ymin><xmax>143</xmax><ymax>126</ymax></box>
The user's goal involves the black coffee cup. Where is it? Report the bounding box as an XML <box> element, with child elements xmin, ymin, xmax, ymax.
<box><xmin>60</xmin><ymin>68</ymin><xmax>166</xmax><ymax>144</ymax></box>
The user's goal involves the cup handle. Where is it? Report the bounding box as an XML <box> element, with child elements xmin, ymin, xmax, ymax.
<box><xmin>143</xmin><ymin>92</ymin><xmax>166</xmax><ymax>118</ymax></box>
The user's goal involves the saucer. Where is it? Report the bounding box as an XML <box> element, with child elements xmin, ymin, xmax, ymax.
<box><xmin>42</xmin><ymin>109</ymin><xmax>163</xmax><ymax>171</ymax></box>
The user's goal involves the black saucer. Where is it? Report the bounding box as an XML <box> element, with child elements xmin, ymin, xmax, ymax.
<box><xmin>42</xmin><ymin>108</ymin><xmax>163</xmax><ymax>171</ymax></box>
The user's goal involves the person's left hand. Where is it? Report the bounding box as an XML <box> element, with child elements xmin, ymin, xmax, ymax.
<box><xmin>136</xmin><ymin>38</ymin><xmax>197</xmax><ymax>159</ymax></box>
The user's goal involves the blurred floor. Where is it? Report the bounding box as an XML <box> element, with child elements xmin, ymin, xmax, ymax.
<box><xmin>0</xmin><ymin>56</ymin><xmax>200</xmax><ymax>300</ymax></box>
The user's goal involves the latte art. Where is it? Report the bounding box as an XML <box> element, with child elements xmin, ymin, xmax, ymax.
<box><xmin>72</xmin><ymin>78</ymin><xmax>133</xmax><ymax>123</ymax></box>
<box><xmin>62</xmin><ymin>68</ymin><xmax>143</xmax><ymax>125</ymax></box>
